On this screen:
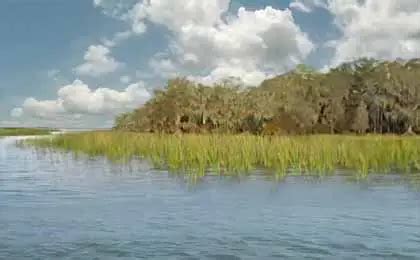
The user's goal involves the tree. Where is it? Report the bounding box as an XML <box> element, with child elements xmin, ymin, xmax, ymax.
<box><xmin>113</xmin><ymin>58</ymin><xmax>420</xmax><ymax>136</ymax></box>
<box><xmin>351</xmin><ymin>101</ymin><xmax>369</xmax><ymax>134</ymax></box>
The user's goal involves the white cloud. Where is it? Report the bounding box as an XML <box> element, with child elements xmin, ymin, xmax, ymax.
<box><xmin>20</xmin><ymin>98</ymin><xmax>65</xmax><ymax>119</ymax></box>
<box><xmin>13</xmin><ymin>80</ymin><xmax>151</xmax><ymax>120</ymax></box>
<box><xmin>128</xmin><ymin>0</ymin><xmax>230</xmax><ymax>33</ymax></box>
<box><xmin>93</xmin><ymin>0</ymin><xmax>136</xmax><ymax>20</ymax></box>
<box><xmin>74</xmin><ymin>45</ymin><xmax>122</xmax><ymax>77</ymax></box>
<box><xmin>102</xmin><ymin>30</ymin><xmax>133</xmax><ymax>47</ymax></box>
<box><xmin>326</xmin><ymin>0</ymin><xmax>420</xmax><ymax>66</ymax></box>
<box><xmin>93</xmin><ymin>0</ymin><xmax>420</xmax><ymax>86</ymax></box>
<box><xmin>127</xmin><ymin>2</ymin><xmax>314</xmax><ymax>85</ymax></box>
<box><xmin>289</xmin><ymin>0</ymin><xmax>326</xmax><ymax>13</ymax></box>
<box><xmin>149</xmin><ymin>55</ymin><xmax>178</xmax><ymax>78</ymax></box>
<box><xmin>190</xmin><ymin>66</ymin><xmax>269</xmax><ymax>87</ymax></box>
<box><xmin>92</xmin><ymin>1</ymin><xmax>314</xmax><ymax>85</ymax></box>
<box><xmin>58</xmin><ymin>80</ymin><xmax>150</xmax><ymax>114</ymax></box>
<box><xmin>290</xmin><ymin>0</ymin><xmax>420</xmax><ymax>66</ymax></box>
<box><xmin>93</xmin><ymin>0</ymin><xmax>102</xmax><ymax>6</ymax></box>
<box><xmin>289</xmin><ymin>1</ymin><xmax>312</xmax><ymax>13</ymax></box>
<box><xmin>10</xmin><ymin>108</ymin><xmax>23</xmax><ymax>118</ymax></box>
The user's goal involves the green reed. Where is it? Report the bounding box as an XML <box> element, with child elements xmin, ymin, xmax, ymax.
<box><xmin>26</xmin><ymin>131</ymin><xmax>420</xmax><ymax>177</ymax></box>
<box><xmin>0</xmin><ymin>128</ymin><xmax>53</xmax><ymax>137</ymax></box>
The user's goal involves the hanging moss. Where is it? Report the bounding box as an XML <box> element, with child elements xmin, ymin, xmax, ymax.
<box><xmin>115</xmin><ymin>58</ymin><xmax>420</xmax><ymax>135</ymax></box>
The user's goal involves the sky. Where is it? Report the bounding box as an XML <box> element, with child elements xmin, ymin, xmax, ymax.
<box><xmin>1</xmin><ymin>0</ymin><xmax>419</xmax><ymax>128</ymax></box>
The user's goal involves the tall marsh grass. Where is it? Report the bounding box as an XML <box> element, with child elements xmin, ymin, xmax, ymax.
<box><xmin>26</xmin><ymin>131</ymin><xmax>420</xmax><ymax>178</ymax></box>
<box><xmin>0</xmin><ymin>128</ymin><xmax>52</xmax><ymax>136</ymax></box>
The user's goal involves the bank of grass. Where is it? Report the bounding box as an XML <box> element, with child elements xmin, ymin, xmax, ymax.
<box><xmin>0</xmin><ymin>128</ymin><xmax>53</xmax><ymax>137</ymax></box>
<box><xmin>26</xmin><ymin>131</ymin><xmax>420</xmax><ymax>178</ymax></box>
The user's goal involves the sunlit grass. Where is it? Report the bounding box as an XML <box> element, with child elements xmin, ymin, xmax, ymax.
<box><xmin>0</xmin><ymin>128</ymin><xmax>53</xmax><ymax>136</ymax></box>
<box><xmin>26</xmin><ymin>131</ymin><xmax>420</xmax><ymax>178</ymax></box>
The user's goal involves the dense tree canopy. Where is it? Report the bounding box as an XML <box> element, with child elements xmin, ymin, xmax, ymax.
<box><xmin>115</xmin><ymin>58</ymin><xmax>420</xmax><ymax>135</ymax></box>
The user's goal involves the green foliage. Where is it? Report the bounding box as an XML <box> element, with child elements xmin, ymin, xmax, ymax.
<box><xmin>294</xmin><ymin>64</ymin><xmax>317</xmax><ymax>75</ymax></box>
<box><xmin>115</xmin><ymin>58</ymin><xmax>420</xmax><ymax>135</ymax></box>
<box><xmin>0</xmin><ymin>128</ymin><xmax>53</xmax><ymax>136</ymax></box>
<box><xmin>27</xmin><ymin>132</ymin><xmax>420</xmax><ymax>178</ymax></box>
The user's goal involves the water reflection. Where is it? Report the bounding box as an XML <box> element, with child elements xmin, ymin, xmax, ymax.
<box><xmin>1</xmin><ymin>137</ymin><xmax>420</xmax><ymax>259</ymax></box>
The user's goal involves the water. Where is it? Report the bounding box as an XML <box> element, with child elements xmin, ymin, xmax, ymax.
<box><xmin>1</xmin><ymin>137</ymin><xmax>420</xmax><ymax>259</ymax></box>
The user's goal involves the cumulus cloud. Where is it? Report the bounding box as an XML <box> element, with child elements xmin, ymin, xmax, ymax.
<box><xmin>126</xmin><ymin>1</ymin><xmax>314</xmax><ymax>85</ymax></box>
<box><xmin>102</xmin><ymin>30</ymin><xmax>134</xmax><ymax>47</ymax></box>
<box><xmin>10</xmin><ymin>108</ymin><xmax>23</xmax><ymax>118</ymax></box>
<box><xmin>93</xmin><ymin>0</ymin><xmax>137</xmax><ymax>19</ymax></box>
<box><xmin>184</xmin><ymin>6</ymin><xmax>313</xmax><ymax>85</ymax></box>
<box><xmin>190</xmin><ymin>66</ymin><xmax>269</xmax><ymax>87</ymax></box>
<box><xmin>289</xmin><ymin>0</ymin><xmax>326</xmax><ymax>13</ymax></box>
<box><xmin>326</xmin><ymin>0</ymin><xmax>420</xmax><ymax>66</ymax></box>
<box><xmin>13</xmin><ymin>80</ymin><xmax>151</xmax><ymax>120</ymax></box>
<box><xmin>20</xmin><ymin>98</ymin><xmax>65</xmax><ymax>119</ymax></box>
<box><xmin>289</xmin><ymin>2</ymin><xmax>311</xmax><ymax>13</ymax></box>
<box><xmin>149</xmin><ymin>55</ymin><xmax>178</xmax><ymax>78</ymax></box>
<box><xmin>92</xmin><ymin>0</ymin><xmax>420</xmax><ymax>85</ymax></box>
<box><xmin>74</xmin><ymin>45</ymin><xmax>122</xmax><ymax>77</ymax></box>
<box><xmin>291</xmin><ymin>0</ymin><xmax>420</xmax><ymax>66</ymax></box>
<box><xmin>128</xmin><ymin>0</ymin><xmax>230</xmax><ymax>33</ymax></box>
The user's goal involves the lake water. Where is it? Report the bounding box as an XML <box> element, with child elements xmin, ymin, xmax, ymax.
<box><xmin>1</xmin><ymin>136</ymin><xmax>420</xmax><ymax>259</ymax></box>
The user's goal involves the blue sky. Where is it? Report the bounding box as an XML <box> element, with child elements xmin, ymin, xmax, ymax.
<box><xmin>1</xmin><ymin>0</ymin><xmax>419</xmax><ymax>128</ymax></box>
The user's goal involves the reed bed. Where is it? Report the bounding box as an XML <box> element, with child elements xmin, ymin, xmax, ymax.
<box><xmin>26</xmin><ymin>131</ymin><xmax>420</xmax><ymax>178</ymax></box>
<box><xmin>0</xmin><ymin>128</ymin><xmax>52</xmax><ymax>136</ymax></box>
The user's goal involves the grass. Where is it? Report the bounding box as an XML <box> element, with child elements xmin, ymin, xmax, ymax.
<box><xmin>0</xmin><ymin>127</ymin><xmax>53</xmax><ymax>136</ymax></box>
<box><xmin>25</xmin><ymin>131</ymin><xmax>420</xmax><ymax>179</ymax></box>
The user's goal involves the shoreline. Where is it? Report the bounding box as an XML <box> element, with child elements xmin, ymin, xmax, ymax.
<box><xmin>25</xmin><ymin>131</ymin><xmax>420</xmax><ymax>179</ymax></box>
<box><xmin>0</xmin><ymin>127</ymin><xmax>54</xmax><ymax>137</ymax></box>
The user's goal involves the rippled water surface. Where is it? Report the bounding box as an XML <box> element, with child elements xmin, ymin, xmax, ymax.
<box><xmin>1</xmin><ymin>136</ymin><xmax>420</xmax><ymax>259</ymax></box>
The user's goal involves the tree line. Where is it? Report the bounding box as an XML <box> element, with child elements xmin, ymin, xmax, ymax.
<box><xmin>114</xmin><ymin>58</ymin><xmax>420</xmax><ymax>135</ymax></box>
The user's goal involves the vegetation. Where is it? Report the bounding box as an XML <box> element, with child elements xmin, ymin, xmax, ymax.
<box><xmin>115</xmin><ymin>58</ymin><xmax>420</xmax><ymax>135</ymax></box>
<box><xmin>24</xmin><ymin>58</ymin><xmax>420</xmax><ymax>178</ymax></box>
<box><xmin>27</xmin><ymin>132</ymin><xmax>420</xmax><ymax>178</ymax></box>
<box><xmin>0</xmin><ymin>128</ymin><xmax>53</xmax><ymax>136</ymax></box>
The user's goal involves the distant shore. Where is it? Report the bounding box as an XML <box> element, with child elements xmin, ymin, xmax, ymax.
<box><xmin>0</xmin><ymin>128</ymin><xmax>54</xmax><ymax>137</ymax></box>
<box><xmin>26</xmin><ymin>131</ymin><xmax>420</xmax><ymax>179</ymax></box>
